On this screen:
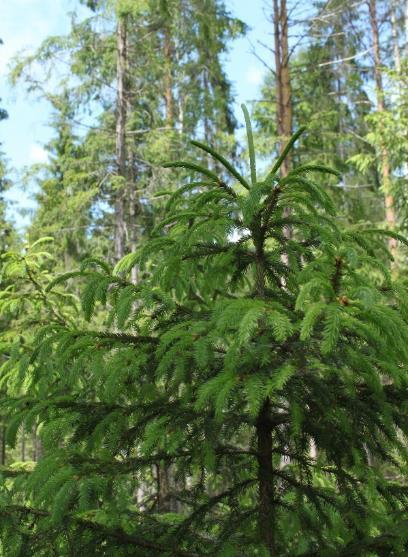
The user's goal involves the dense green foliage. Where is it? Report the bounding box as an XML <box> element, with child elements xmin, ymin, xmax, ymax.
<box><xmin>1</xmin><ymin>113</ymin><xmax>407</xmax><ymax>555</ymax></box>
<box><xmin>1</xmin><ymin>1</ymin><xmax>407</xmax><ymax>555</ymax></box>
<box><xmin>253</xmin><ymin>0</ymin><xmax>407</xmax><ymax>233</ymax></box>
<box><xmin>12</xmin><ymin>0</ymin><xmax>244</xmax><ymax>267</ymax></box>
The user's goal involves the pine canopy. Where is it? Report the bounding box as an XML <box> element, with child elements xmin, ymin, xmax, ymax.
<box><xmin>0</xmin><ymin>107</ymin><xmax>407</xmax><ymax>556</ymax></box>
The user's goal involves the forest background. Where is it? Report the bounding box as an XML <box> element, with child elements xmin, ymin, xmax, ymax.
<box><xmin>1</xmin><ymin>0</ymin><xmax>407</xmax><ymax>246</ymax></box>
<box><xmin>0</xmin><ymin>0</ymin><xmax>407</xmax><ymax>555</ymax></box>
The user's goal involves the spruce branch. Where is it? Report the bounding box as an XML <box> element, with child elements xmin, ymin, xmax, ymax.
<box><xmin>1</xmin><ymin>505</ymin><xmax>204</xmax><ymax>557</ymax></box>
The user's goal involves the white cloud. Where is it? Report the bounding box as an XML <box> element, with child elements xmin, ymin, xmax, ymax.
<box><xmin>246</xmin><ymin>66</ymin><xmax>264</xmax><ymax>86</ymax></box>
<box><xmin>28</xmin><ymin>144</ymin><xmax>48</xmax><ymax>163</ymax></box>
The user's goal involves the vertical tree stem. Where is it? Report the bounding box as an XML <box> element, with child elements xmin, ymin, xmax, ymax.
<box><xmin>256</xmin><ymin>398</ymin><xmax>276</xmax><ymax>555</ymax></box>
<box><xmin>368</xmin><ymin>0</ymin><xmax>397</xmax><ymax>257</ymax></box>
<box><xmin>115</xmin><ymin>13</ymin><xmax>128</xmax><ymax>261</ymax></box>
<box><xmin>254</xmin><ymin>229</ymin><xmax>276</xmax><ymax>554</ymax></box>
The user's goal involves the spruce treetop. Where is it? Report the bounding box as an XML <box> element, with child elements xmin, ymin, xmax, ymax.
<box><xmin>0</xmin><ymin>107</ymin><xmax>407</xmax><ymax>556</ymax></box>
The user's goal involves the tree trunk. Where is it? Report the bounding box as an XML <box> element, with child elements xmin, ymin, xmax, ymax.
<box><xmin>273</xmin><ymin>0</ymin><xmax>292</xmax><ymax>178</ymax></box>
<box><xmin>368</xmin><ymin>0</ymin><xmax>397</xmax><ymax>256</ymax></box>
<box><xmin>0</xmin><ymin>422</ymin><xmax>6</xmax><ymax>465</ymax></box>
<box><xmin>178</xmin><ymin>92</ymin><xmax>185</xmax><ymax>135</ymax></box>
<box><xmin>279</xmin><ymin>0</ymin><xmax>292</xmax><ymax>178</ymax></box>
<box><xmin>203</xmin><ymin>67</ymin><xmax>211</xmax><ymax>145</ymax></box>
<box><xmin>115</xmin><ymin>14</ymin><xmax>128</xmax><ymax>261</ymax></box>
<box><xmin>31</xmin><ymin>426</ymin><xmax>42</xmax><ymax>461</ymax></box>
<box><xmin>125</xmin><ymin>91</ymin><xmax>139</xmax><ymax>284</ymax></box>
<box><xmin>253</xmin><ymin>244</ymin><xmax>276</xmax><ymax>554</ymax></box>
<box><xmin>273</xmin><ymin>0</ymin><xmax>293</xmax><ymax>244</ymax></box>
<box><xmin>21</xmin><ymin>425</ymin><xmax>25</xmax><ymax>462</ymax></box>
<box><xmin>273</xmin><ymin>0</ymin><xmax>282</xmax><ymax>143</ymax></box>
<box><xmin>256</xmin><ymin>398</ymin><xmax>276</xmax><ymax>555</ymax></box>
<box><xmin>155</xmin><ymin>462</ymin><xmax>175</xmax><ymax>512</ymax></box>
<box><xmin>163</xmin><ymin>3</ymin><xmax>174</xmax><ymax>127</ymax></box>
<box><xmin>390</xmin><ymin>1</ymin><xmax>401</xmax><ymax>73</ymax></box>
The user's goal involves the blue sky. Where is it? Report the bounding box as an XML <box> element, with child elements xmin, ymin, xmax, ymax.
<box><xmin>0</xmin><ymin>0</ymin><xmax>271</xmax><ymax>229</ymax></box>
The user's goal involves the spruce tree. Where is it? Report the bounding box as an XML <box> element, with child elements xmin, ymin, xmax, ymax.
<box><xmin>26</xmin><ymin>92</ymin><xmax>100</xmax><ymax>268</ymax></box>
<box><xmin>10</xmin><ymin>0</ymin><xmax>244</xmax><ymax>262</ymax></box>
<box><xmin>0</xmin><ymin>108</ymin><xmax>407</xmax><ymax>556</ymax></box>
<box><xmin>0</xmin><ymin>82</ymin><xmax>13</xmax><ymax>254</ymax></box>
<box><xmin>253</xmin><ymin>1</ymin><xmax>384</xmax><ymax>226</ymax></box>
<box><xmin>0</xmin><ymin>84</ymin><xmax>17</xmax><ymax>468</ymax></box>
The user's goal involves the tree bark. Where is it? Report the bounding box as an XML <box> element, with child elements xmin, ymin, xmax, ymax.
<box><xmin>273</xmin><ymin>0</ymin><xmax>293</xmax><ymax>245</ymax></box>
<box><xmin>253</xmin><ymin>234</ymin><xmax>276</xmax><ymax>554</ymax></box>
<box><xmin>162</xmin><ymin>2</ymin><xmax>174</xmax><ymax>127</ymax></box>
<box><xmin>21</xmin><ymin>425</ymin><xmax>25</xmax><ymax>462</ymax></box>
<box><xmin>279</xmin><ymin>0</ymin><xmax>292</xmax><ymax>178</ymax></box>
<box><xmin>156</xmin><ymin>462</ymin><xmax>178</xmax><ymax>512</ymax></box>
<box><xmin>115</xmin><ymin>14</ymin><xmax>128</xmax><ymax>261</ymax></box>
<box><xmin>256</xmin><ymin>398</ymin><xmax>276</xmax><ymax>555</ymax></box>
<box><xmin>368</xmin><ymin>0</ymin><xmax>397</xmax><ymax>256</ymax></box>
<box><xmin>203</xmin><ymin>67</ymin><xmax>211</xmax><ymax>145</ymax></box>
<box><xmin>125</xmin><ymin>92</ymin><xmax>139</xmax><ymax>284</ymax></box>
<box><xmin>390</xmin><ymin>0</ymin><xmax>401</xmax><ymax>73</ymax></box>
<box><xmin>0</xmin><ymin>423</ymin><xmax>6</xmax><ymax>465</ymax></box>
<box><xmin>273</xmin><ymin>0</ymin><xmax>292</xmax><ymax>179</ymax></box>
<box><xmin>273</xmin><ymin>0</ymin><xmax>282</xmax><ymax>144</ymax></box>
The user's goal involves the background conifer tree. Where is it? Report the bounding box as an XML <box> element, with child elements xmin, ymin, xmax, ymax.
<box><xmin>10</xmin><ymin>0</ymin><xmax>245</xmax><ymax>265</ymax></box>
<box><xmin>0</xmin><ymin>76</ymin><xmax>18</xmax><ymax>468</ymax></box>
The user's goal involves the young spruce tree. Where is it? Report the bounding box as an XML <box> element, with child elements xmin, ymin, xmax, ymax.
<box><xmin>0</xmin><ymin>107</ymin><xmax>407</xmax><ymax>556</ymax></box>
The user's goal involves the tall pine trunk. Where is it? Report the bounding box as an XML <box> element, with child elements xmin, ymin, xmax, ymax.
<box><xmin>368</xmin><ymin>0</ymin><xmax>397</xmax><ymax>256</ymax></box>
<box><xmin>273</xmin><ymin>0</ymin><xmax>293</xmax><ymax>245</ymax></box>
<box><xmin>114</xmin><ymin>14</ymin><xmax>128</xmax><ymax>261</ymax></box>
<box><xmin>163</xmin><ymin>3</ymin><xmax>174</xmax><ymax>127</ymax></box>
<box><xmin>125</xmin><ymin>91</ymin><xmax>139</xmax><ymax>284</ymax></box>
<box><xmin>273</xmin><ymin>0</ymin><xmax>292</xmax><ymax>179</ymax></box>
<box><xmin>155</xmin><ymin>7</ymin><xmax>181</xmax><ymax>512</ymax></box>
